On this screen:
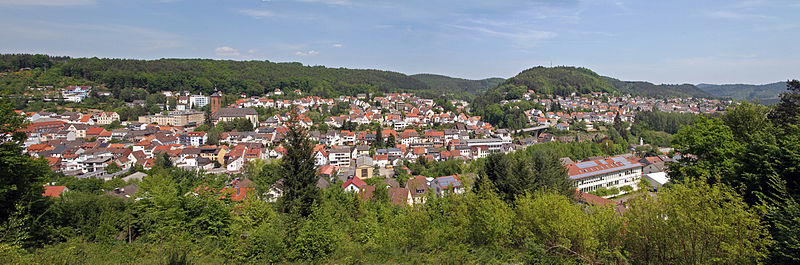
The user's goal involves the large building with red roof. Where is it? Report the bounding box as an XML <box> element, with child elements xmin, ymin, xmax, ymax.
<box><xmin>565</xmin><ymin>156</ymin><xmax>643</xmax><ymax>195</ymax></box>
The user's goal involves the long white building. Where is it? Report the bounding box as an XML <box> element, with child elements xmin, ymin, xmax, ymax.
<box><xmin>566</xmin><ymin>156</ymin><xmax>643</xmax><ymax>196</ymax></box>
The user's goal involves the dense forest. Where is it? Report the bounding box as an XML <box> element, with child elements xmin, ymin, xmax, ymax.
<box><xmin>697</xmin><ymin>82</ymin><xmax>786</xmax><ymax>104</ymax></box>
<box><xmin>603</xmin><ymin>77</ymin><xmax>714</xmax><ymax>99</ymax></box>
<box><xmin>0</xmin><ymin>54</ymin><xmax>498</xmax><ymax>102</ymax></box>
<box><xmin>410</xmin><ymin>74</ymin><xmax>504</xmax><ymax>100</ymax></box>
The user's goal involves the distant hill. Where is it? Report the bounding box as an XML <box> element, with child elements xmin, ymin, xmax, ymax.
<box><xmin>696</xmin><ymin>82</ymin><xmax>787</xmax><ymax>104</ymax></box>
<box><xmin>0</xmin><ymin>54</ymin><xmax>487</xmax><ymax>101</ymax></box>
<box><xmin>602</xmin><ymin>77</ymin><xmax>714</xmax><ymax>99</ymax></box>
<box><xmin>500</xmin><ymin>66</ymin><xmax>615</xmax><ymax>96</ymax></box>
<box><xmin>410</xmin><ymin>74</ymin><xmax>503</xmax><ymax>99</ymax></box>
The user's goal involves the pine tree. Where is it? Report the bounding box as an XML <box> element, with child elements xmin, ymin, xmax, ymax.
<box><xmin>280</xmin><ymin>113</ymin><xmax>319</xmax><ymax>217</ymax></box>
<box><xmin>373</xmin><ymin>128</ymin><xmax>384</xmax><ymax>149</ymax></box>
<box><xmin>386</xmin><ymin>133</ymin><xmax>396</xmax><ymax>148</ymax></box>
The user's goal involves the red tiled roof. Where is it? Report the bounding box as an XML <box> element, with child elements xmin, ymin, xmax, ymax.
<box><xmin>43</xmin><ymin>186</ymin><xmax>67</xmax><ymax>197</ymax></box>
<box><xmin>576</xmin><ymin>190</ymin><xmax>619</xmax><ymax>207</ymax></box>
<box><xmin>342</xmin><ymin>176</ymin><xmax>367</xmax><ymax>189</ymax></box>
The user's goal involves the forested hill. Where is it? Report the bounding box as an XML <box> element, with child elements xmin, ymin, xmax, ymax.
<box><xmin>697</xmin><ymin>82</ymin><xmax>786</xmax><ymax>104</ymax></box>
<box><xmin>411</xmin><ymin>74</ymin><xmax>504</xmax><ymax>99</ymax></box>
<box><xmin>501</xmin><ymin>66</ymin><xmax>615</xmax><ymax>96</ymax></box>
<box><xmin>471</xmin><ymin>66</ymin><xmax>618</xmax><ymax>114</ymax></box>
<box><xmin>0</xmin><ymin>54</ymin><xmax>487</xmax><ymax>100</ymax></box>
<box><xmin>602</xmin><ymin>77</ymin><xmax>714</xmax><ymax>98</ymax></box>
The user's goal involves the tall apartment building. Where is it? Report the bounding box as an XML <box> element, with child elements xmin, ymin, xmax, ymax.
<box><xmin>189</xmin><ymin>95</ymin><xmax>209</xmax><ymax>109</ymax></box>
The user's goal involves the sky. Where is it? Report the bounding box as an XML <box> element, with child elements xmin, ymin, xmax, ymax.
<box><xmin>1</xmin><ymin>0</ymin><xmax>799</xmax><ymax>84</ymax></box>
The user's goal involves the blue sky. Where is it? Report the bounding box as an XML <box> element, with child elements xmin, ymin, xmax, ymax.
<box><xmin>1</xmin><ymin>0</ymin><xmax>798</xmax><ymax>84</ymax></box>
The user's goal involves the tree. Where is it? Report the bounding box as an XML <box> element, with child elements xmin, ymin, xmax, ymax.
<box><xmin>155</xmin><ymin>152</ymin><xmax>173</xmax><ymax>169</ymax></box>
<box><xmin>280</xmin><ymin>114</ymin><xmax>319</xmax><ymax>217</ymax></box>
<box><xmin>234</xmin><ymin>118</ymin><xmax>253</xmax><ymax>132</ymax></box>
<box><xmin>204</xmin><ymin>107</ymin><xmax>212</xmax><ymax>125</ymax></box>
<box><xmin>769</xmin><ymin>80</ymin><xmax>800</xmax><ymax>125</ymax></box>
<box><xmin>373</xmin><ymin>128</ymin><xmax>384</xmax><ymax>149</ymax></box>
<box><xmin>0</xmin><ymin>101</ymin><xmax>51</xmax><ymax>247</ymax></box>
<box><xmin>623</xmin><ymin>179</ymin><xmax>771</xmax><ymax>264</ymax></box>
<box><xmin>479</xmin><ymin>149</ymin><xmax>573</xmax><ymax>202</ymax></box>
<box><xmin>670</xmin><ymin>117</ymin><xmax>742</xmax><ymax>184</ymax></box>
<box><xmin>0</xmin><ymin>100</ymin><xmax>27</xmax><ymax>144</ymax></box>
<box><xmin>245</xmin><ymin>159</ymin><xmax>282</xmax><ymax>197</ymax></box>
<box><xmin>722</xmin><ymin>101</ymin><xmax>770</xmax><ymax>142</ymax></box>
<box><xmin>514</xmin><ymin>191</ymin><xmax>623</xmax><ymax>264</ymax></box>
<box><xmin>613</xmin><ymin>113</ymin><xmax>629</xmax><ymax>140</ymax></box>
<box><xmin>105</xmin><ymin>162</ymin><xmax>121</xmax><ymax>174</ymax></box>
<box><xmin>385</xmin><ymin>133</ymin><xmax>395</xmax><ymax>148</ymax></box>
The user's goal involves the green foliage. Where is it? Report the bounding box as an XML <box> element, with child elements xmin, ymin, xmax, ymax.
<box><xmin>723</xmin><ymin>101</ymin><xmax>770</xmax><ymax>142</ymax></box>
<box><xmin>477</xmin><ymin>149</ymin><xmax>573</xmax><ymax>201</ymax></box>
<box><xmin>280</xmin><ymin>116</ymin><xmax>319</xmax><ymax>217</ymax></box>
<box><xmin>631</xmin><ymin>109</ymin><xmax>698</xmax><ymax>135</ymax></box>
<box><xmin>411</xmin><ymin>74</ymin><xmax>503</xmax><ymax>100</ymax></box>
<box><xmin>521</xmin><ymin>140</ymin><xmax>619</xmax><ymax>161</ymax></box>
<box><xmin>502</xmin><ymin>66</ymin><xmax>614</xmax><ymax>96</ymax></box>
<box><xmin>589</xmin><ymin>187</ymin><xmax>619</xmax><ymax>197</ymax></box>
<box><xmin>373</xmin><ymin>127</ymin><xmax>384</xmax><ymax>149</ymax></box>
<box><xmin>468</xmin><ymin>189</ymin><xmax>513</xmax><ymax>248</ymax></box>
<box><xmin>289</xmin><ymin>203</ymin><xmax>340</xmax><ymax>261</ymax></box>
<box><xmin>471</xmin><ymin>102</ymin><xmax>533</xmax><ymax>129</ymax></box>
<box><xmin>406</xmin><ymin>158</ymin><xmax>465</xmax><ymax>178</ymax></box>
<box><xmin>47</xmin><ymin>192</ymin><xmax>128</xmax><ymax>242</ymax></box>
<box><xmin>385</xmin><ymin>133</ymin><xmax>396</xmax><ymax>148</ymax></box>
<box><xmin>623</xmin><ymin>179</ymin><xmax>771</xmax><ymax>264</ymax></box>
<box><xmin>514</xmin><ymin>191</ymin><xmax>624</xmax><ymax>264</ymax></box>
<box><xmin>232</xmin><ymin>117</ymin><xmax>253</xmax><ymax>132</ymax></box>
<box><xmin>604</xmin><ymin>76</ymin><xmax>714</xmax><ymax>98</ymax></box>
<box><xmin>155</xmin><ymin>152</ymin><xmax>173</xmax><ymax>169</ymax></box>
<box><xmin>471</xmin><ymin>66</ymin><xmax>615</xmax><ymax>128</ymax></box>
<box><xmin>698</xmin><ymin>81</ymin><xmax>788</xmax><ymax>102</ymax></box>
<box><xmin>106</xmin><ymin>162</ymin><xmax>121</xmax><ymax>174</ymax></box>
<box><xmin>0</xmin><ymin>99</ymin><xmax>27</xmax><ymax>144</ymax></box>
<box><xmin>670</xmin><ymin>116</ymin><xmax>742</xmax><ymax>183</ymax></box>
<box><xmin>769</xmin><ymin>80</ymin><xmax>800</xmax><ymax>125</ymax></box>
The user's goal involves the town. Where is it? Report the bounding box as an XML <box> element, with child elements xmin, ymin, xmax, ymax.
<box><xmin>26</xmin><ymin>86</ymin><xmax>725</xmax><ymax>206</ymax></box>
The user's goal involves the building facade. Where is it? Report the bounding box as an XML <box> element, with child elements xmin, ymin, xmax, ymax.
<box><xmin>138</xmin><ymin>110</ymin><xmax>204</xmax><ymax>126</ymax></box>
<box><xmin>566</xmin><ymin>156</ymin><xmax>643</xmax><ymax>196</ymax></box>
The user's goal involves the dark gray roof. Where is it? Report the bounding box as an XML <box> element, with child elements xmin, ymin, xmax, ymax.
<box><xmin>213</xmin><ymin>108</ymin><xmax>257</xmax><ymax>118</ymax></box>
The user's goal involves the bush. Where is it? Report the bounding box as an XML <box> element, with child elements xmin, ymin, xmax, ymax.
<box><xmin>620</xmin><ymin>185</ymin><xmax>633</xmax><ymax>193</ymax></box>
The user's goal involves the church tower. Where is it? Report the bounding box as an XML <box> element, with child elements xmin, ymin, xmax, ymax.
<box><xmin>210</xmin><ymin>91</ymin><xmax>221</xmax><ymax>115</ymax></box>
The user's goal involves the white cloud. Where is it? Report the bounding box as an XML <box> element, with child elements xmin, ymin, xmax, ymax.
<box><xmin>215</xmin><ymin>46</ymin><xmax>240</xmax><ymax>56</ymax></box>
<box><xmin>248</xmin><ymin>49</ymin><xmax>257</xmax><ymax>54</ymax></box>
<box><xmin>295</xmin><ymin>50</ymin><xmax>319</xmax><ymax>56</ymax></box>
<box><xmin>711</xmin><ymin>10</ymin><xmax>774</xmax><ymax>19</ymax></box>
<box><xmin>451</xmin><ymin>24</ymin><xmax>557</xmax><ymax>42</ymax></box>
<box><xmin>295</xmin><ymin>0</ymin><xmax>351</xmax><ymax>6</ymax></box>
<box><xmin>237</xmin><ymin>9</ymin><xmax>275</xmax><ymax>19</ymax></box>
<box><xmin>0</xmin><ymin>0</ymin><xmax>94</xmax><ymax>6</ymax></box>
<box><xmin>332</xmin><ymin>43</ymin><xmax>343</xmax><ymax>48</ymax></box>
